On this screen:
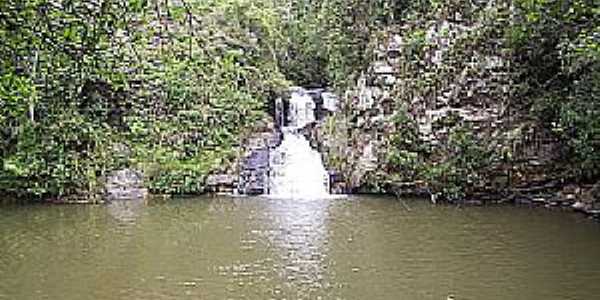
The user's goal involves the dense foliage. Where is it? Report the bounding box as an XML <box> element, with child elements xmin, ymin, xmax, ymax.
<box><xmin>1</xmin><ymin>0</ymin><xmax>598</xmax><ymax>200</ymax></box>
<box><xmin>277</xmin><ymin>0</ymin><xmax>408</xmax><ymax>88</ymax></box>
<box><xmin>513</xmin><ymin>0</ymin><xmax>600</xmax><ymax>181</ymax></box>
<box><xmin>0</xmin><ymin>0</ymin><xmax>289</xmax><ymax>198</ymax></box>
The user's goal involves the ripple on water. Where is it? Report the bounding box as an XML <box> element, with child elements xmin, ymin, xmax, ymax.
<box><xmin>2</xmin><ymin>197</ymin><xmax>600</xmax><ymax>300</ymax></box>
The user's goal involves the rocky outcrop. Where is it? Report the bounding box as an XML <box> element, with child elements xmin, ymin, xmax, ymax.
<box><xmin>237</xmin><ymin>130</ymin><xmax>282</xmax><ymax>195</ymax></box>
<box><xmin>204</xmin><ymin>174</ymin><xmax>238</xmax><ymax>194</ymax></box>
<box><xmin>313</xmin><ymin>0</ymin><xmax>571</xmax><ymax>200</ymax></box>
<box><xmin>200</xmin><ymin>126</ymin><xmax>282</xmax><ymax>196</ymax></box>
<box><xmin>105</xmin><ymin>169</ymin><xmax>148</xmax><ymax>200</ymax></box>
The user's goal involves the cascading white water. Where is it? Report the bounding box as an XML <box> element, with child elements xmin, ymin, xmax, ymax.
<box><xmin>268</xmin><ymin>89</ymin><xmax>330</xmax><ymax>199</ymax></box>
<box><xmin>287</xmin><ymin>87</ymin><xmax>316</xmax><ymax>129</ymax></box>
<box><xmin>269</xmin><ymin>130</ymin><xmax>330</xmax><ymax>198</ymax></box>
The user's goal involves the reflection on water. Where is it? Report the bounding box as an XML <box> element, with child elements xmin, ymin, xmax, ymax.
<box><xmin>206</xmin><ymin>197</ymin><xmax>333</xmax><ymax>299</ymax></box>
<box><xmin>1</xmin><ymin>196</ymin><xmax>600</xmax><ymax>300</ymax></box>
<box><xmin>107</xmin><ymin>199</ymin><xmax>144</xmax><ymax>224</ymax></box>
<box><xmin>262</xmin><ymin>198</ymin><xmax>331</xmax><ymax>292</ymax></box>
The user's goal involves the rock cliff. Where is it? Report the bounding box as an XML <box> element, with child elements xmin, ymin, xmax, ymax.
<box><xmin>314</xmin><ymin>0</ymin><xmax>599</xmax><ymax>209</ymax></box>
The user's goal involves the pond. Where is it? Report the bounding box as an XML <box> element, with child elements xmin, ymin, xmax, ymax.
<box><xmin>1</xmin><ymin>195</ymin><xmax>600</xmax><ymax>299</ymax></box>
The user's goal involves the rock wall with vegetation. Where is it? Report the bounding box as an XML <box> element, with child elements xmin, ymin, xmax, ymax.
<box><xmin>316</xmin><ymin>0</ymin><xmax>599</xmax><ymax>205</ymax></box>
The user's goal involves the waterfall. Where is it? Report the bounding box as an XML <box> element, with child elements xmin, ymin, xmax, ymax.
<box><xmin>268</xmin><ymin>89</ymin><xmax>330</xmax><ymax>199</ymax></box>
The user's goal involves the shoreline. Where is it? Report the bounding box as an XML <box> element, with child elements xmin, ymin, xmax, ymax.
<box><xmin>1</xmin><ymin>190</ymin><xmax>598</xmax><ymax>222</ymax></box>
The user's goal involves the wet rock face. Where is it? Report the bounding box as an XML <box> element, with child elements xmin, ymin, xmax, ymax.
<box><xmin>239</xmin><ymin>149</ymin><xmax>270</xmax><ymax>195</ymax></box>
<box><xmin>105</xmin><ymin>169</ymin><xmax>147</xmax><ymax>200</ymax></box>
<box><xmin>238</xmin><ymin>131</ymin><xmax>282</xmax><ymax>195</ymax></box>
<box><xmin>204</xmin><ymin>130</ymin><xmax>281</xmax><ymax>195</ymax></box>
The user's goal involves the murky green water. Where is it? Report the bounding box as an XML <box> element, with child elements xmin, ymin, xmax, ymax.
<box><xmin>1</xmin><ymin>196</ymin><xmax>600</xmax><ymax>300</ymax></box>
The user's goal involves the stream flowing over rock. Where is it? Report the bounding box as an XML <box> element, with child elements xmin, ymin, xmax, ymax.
<box><xmin>268</xmin><ymin>129</ymin><xmax>330</xmax><ymax>198</ymax></box>
<box><xmin>267</xmin><ymin>88</ymin><xmax>331</xmax><ymax>198</ymax></box>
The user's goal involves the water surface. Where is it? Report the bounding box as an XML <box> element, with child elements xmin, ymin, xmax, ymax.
<box><xmin>1</xmin><ymin>196</ymin><xmax>600</xmax><ymax>300</ymax></box>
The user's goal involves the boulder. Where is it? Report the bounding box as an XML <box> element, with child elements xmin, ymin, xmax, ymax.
<box><xmin>105</xmin><ymin>169</ymin><xmax>147</xmax><ymax>200</ymax></box>
<box><xmin>572</xmin><ymin>201</ymin><xmax>589</xmax><ymax>211</ymax></box>
<box><xmin>206</xmin><ymin>174</ymin><xmax>236</xmax><ymax>186</ymax></box>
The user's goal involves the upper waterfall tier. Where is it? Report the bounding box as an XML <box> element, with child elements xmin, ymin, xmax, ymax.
<box><xmin>287</xmin><ymin>89</ymin><xmax>316</xmax><ymax>129</ymax></box>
